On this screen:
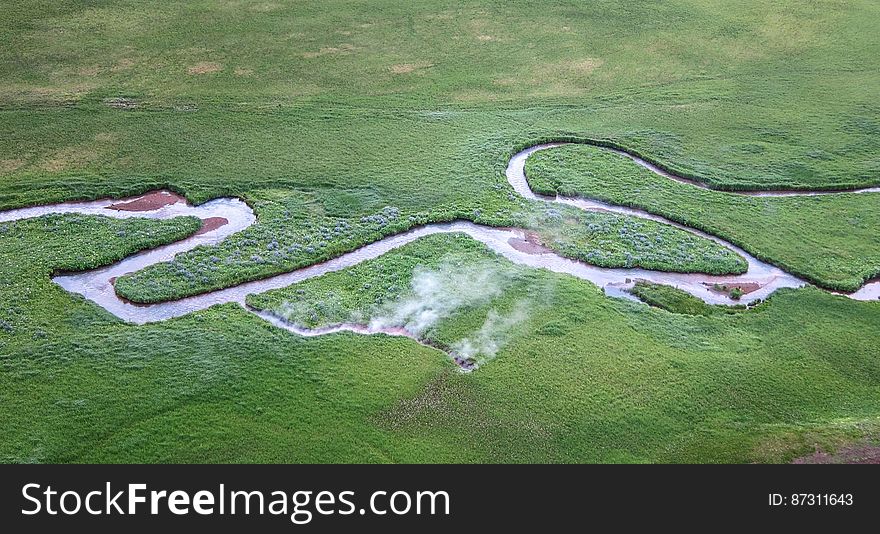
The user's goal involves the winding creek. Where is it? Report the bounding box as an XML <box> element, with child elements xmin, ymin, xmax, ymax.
<box><xmin>2</xmin><ymin>143</ymin><xmax>878</xmax><ymax>368</ymax></box>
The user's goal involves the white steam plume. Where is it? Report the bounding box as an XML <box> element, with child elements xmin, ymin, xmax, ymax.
<box><xmin>452</xmin><ymin>301</ymin><xmax>530</xmax><ymax>365</ymax></box>
<box><xmin>369</xmin><ymin>259</ymin><xmax>513</xmax><ymax>336</ymax></box>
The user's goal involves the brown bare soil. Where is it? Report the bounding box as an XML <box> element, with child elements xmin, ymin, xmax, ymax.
<box><xmin>195</xmin><ymin>217</ymin><xmax>228</xmax><ymax>235</ymax></box>
<box><xmin>108</xmin><ymin>191</ymin><xmax>185</xmax><ymax>211</ymax></box>
<box><xmin>508</xmin><ymin>231</ymin><xmax>550</xmax><ymax>255</ymax></box>
<box><xmin>704</xmin><ymin>281</ymin><xmax>762</xmax><ymax>295</ymax></box>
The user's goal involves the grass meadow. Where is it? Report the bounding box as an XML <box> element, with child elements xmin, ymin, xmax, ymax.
<box><xmin>1</xmin><ymin>1</ymin><xmax>879</xmax><ymax>463</ymax></box>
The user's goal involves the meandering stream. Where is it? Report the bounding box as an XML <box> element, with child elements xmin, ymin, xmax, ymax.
<box><xmin>1</xmin><ymin>143</ymin><xmax>877</xmax><ymax>365</ymax></box>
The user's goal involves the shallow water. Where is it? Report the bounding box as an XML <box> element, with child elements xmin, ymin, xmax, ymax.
<box><xmin>0</xmin><ymin>143</ymin><xmax>876</xmax><ymax>361</ymax></box>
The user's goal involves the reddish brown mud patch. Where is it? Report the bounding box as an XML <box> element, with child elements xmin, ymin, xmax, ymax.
<box><xmin>508</xmin><ymin>231</ymin><xmax>550</xmax><ymax>255</ymax></box>
<box><xmin>108</xmin><ymin>191</ymin><xmax>185</xmax><ymax>211</ymax></box>
<box><xmin>792</xmin><ymin>444</ymin><xmax>880</xmax><ymax>464</ymax></box>
<box><xmin>195</xmin><ymin>217</ymin><xmax>228</xmax><ymax>235</ymax></box>
<box><xmin>703</xmin><ymin>281</ymin><xmax>762</xmax><ymax>295</ymax></box>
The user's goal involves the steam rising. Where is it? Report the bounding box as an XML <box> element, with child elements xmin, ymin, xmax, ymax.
<box><xmin>369</xmin><ymin>259</ymin><xmax>530</xmax><ymax>365</ymax></box>
<box><xmin>275</xmin><ymin>257</ymin><xmax>534</xmax><ymax>368</ymax></box>
<box><xmin>369</xmin><ymin>260</ymin><xmax>511</xmax><ymax>336</ymax></box>
<box><xmin>452</xmin><ymin>302</ymin><xmax>530</xmax><ymax>365</ymax></box>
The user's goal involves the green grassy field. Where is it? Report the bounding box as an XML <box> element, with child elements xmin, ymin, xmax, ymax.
<box><xmin>2</xmin><ymin>0</ymin><xmax>879</xmax><ymax>463</ymax></box>
<box><xmin>3</xmin><ymin>228</ymin><xmax>880</xmax><ymax>462</ymax></box>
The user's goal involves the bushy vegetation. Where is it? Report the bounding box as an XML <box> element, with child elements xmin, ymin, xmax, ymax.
<box><xmin>533</xmin><ymin>207</ymin><xmax>746</xmax><ymax>276</ymax></box>
<box><xmin>114</xmin><ymin>189</ymin><xmax>745</xmax><ymax>303</ymax></box>
<box><xmin>0</xmin><ymin>214</ymin><xmax>200</xmax><ymax>275</ymax></box>
<box><xmin>526</xmin><ymin>144</ymin><xmax>880</xmax><ymax>291</ymax></box>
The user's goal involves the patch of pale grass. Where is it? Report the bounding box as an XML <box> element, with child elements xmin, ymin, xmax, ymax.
<box><xmin>187</xmin><ymin>62</ymin><xmax>222</xmax><ymax>75</ymax></box>
<box><xmin>302</xmin><ymin>44</ymin><xmax>356</xmax><ymax>58</ymax></box>
<box><xmin>39</xmin><ymin>146</ymin><xmax>102</xmax><ymax>172</ymax></box>
<box><xmin>389</xmin><ymin>62</ymin><xmax>434</xmax><ymax>74</ymax></box>
<box><xmin>0</xmin><ymin>83</ymin><xmax>95</xmax><ymax>104</ymax></box>
<box><xmin>77</xmin><ymin>65</ymin><xmax>101</xmax><ymax>76</ymax></box>
<box><xmin>111</xmin><ymin>58</ymin><xmax>136</xmax><ymax>72</ymax></box>
<box><xmin>0</xmin><ymin>159</ymin><xmax>25</xmax><ymax>174</ymax></box>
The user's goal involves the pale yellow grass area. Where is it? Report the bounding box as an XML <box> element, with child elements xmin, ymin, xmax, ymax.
<box><xmin>719</xmin><ymin>41</ymin><xmax>765</xmax><ymax>61</ymax></box>
<box><xmin>249</xmin><ymin>2</ymin><xmax>281</xmax><ymax>12</ymax></box>
<box><xmin>527</xmin><ymin>84</ymin><xmax>593</xmax><ymax>99</ymax></box>
<box><xmin>93</xmin><ymin>132</ymin><xmax>119</xmax><ymax>143</ymax></box>
<box><xmin>0</xmin><ymin>83</ymin><xmax>96</xmax><ymax>104</ymax></box>
<box><xmin>111</xmin><ymin>58</ymin><xmax>136</xmax><ymax>72</ymax></box>
<box><xmin>77</xmin><ymin>65</ymin><xmax>101</xmax><ymax>76</ymax></box>
<box><xmin>424</xmin><ymin>11</ymin><xmax>454</xmax><ymax>21</ymax></box>
<box><xmin>187</xmin><ymin>62</ymin><xmax>223</xmax><ymax>75</ymax></box>
<box><xmin>666</xmin><ymin>102</ymin><xmax>713</xmax><ymax>112</ymax></box>
<box><xmin>453</xmin><ymin>88</ymin><xmax>502</xmax><ymax>103</ymax></box>
<box><xmin>303</xmin><ymin>44</ymin><xmax>356</xmax><ymax>58</ymax></box>
<box><xmin>37</xmin><ymin>132</ymin><xmax>119</xmax><ymax>172</ymax></box>
<box><xmin>219</xmin><ymin>0</ymin><xmax>280</xmax><ymax>12</ymax></box>
<box><xmin>468</xmin><ymin>15</ymin><xmax>505</xmax><ymax>43</ymax></box>
<box><xmin>389</xmin><ymin>62</ymin><xmax>434</xmax><ymax>74</ymax></box>
<box><xmin>39</xmin><ymin>146</ymin><xmax>102</xmax><ymax>172</ymax></box>
<box><xmin>559</xmin><ymin>58</ymin><xmax>604</xmax><ymax>74</ymax></box>
<box><xmin>0</xmin><ymin>159</ymin><xmax>25</xmax><ymax>174</ymax></box>
<box><xmin>759</xmin><ymin>12</ymin><xmax>821</xmax><ymax>52</ymax></box>
<box><xmin>518</xmin><ymin>58</ymin><xmax>606</xmax><ymax>98</ymax></box>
